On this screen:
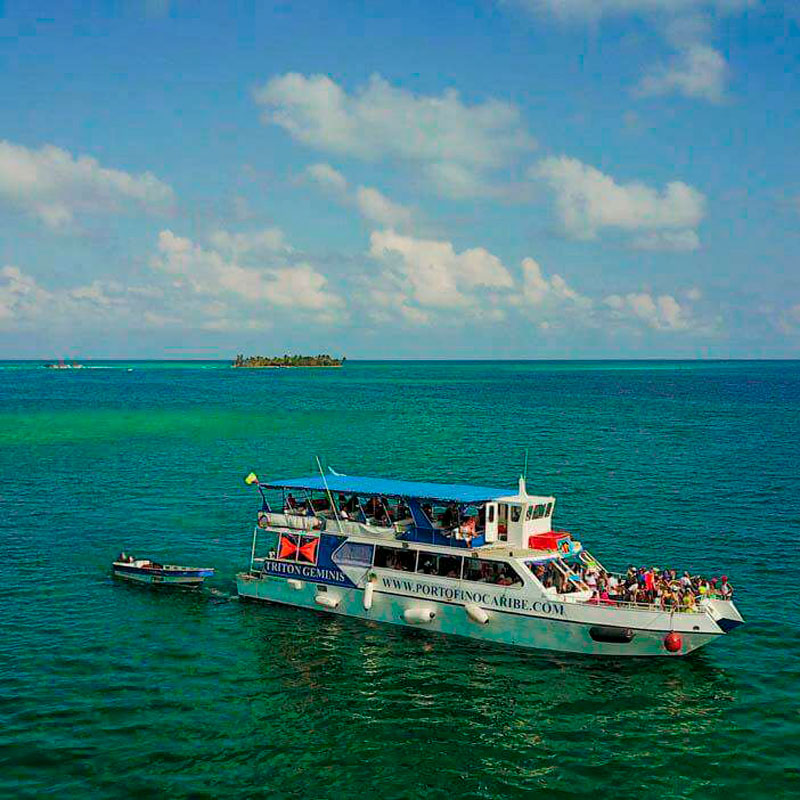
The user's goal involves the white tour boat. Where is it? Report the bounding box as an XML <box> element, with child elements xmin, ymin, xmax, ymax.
<box><xmin>236</xmin><ymin>472</ymin><xmax>744</xmax><ymax>657</ymax></box>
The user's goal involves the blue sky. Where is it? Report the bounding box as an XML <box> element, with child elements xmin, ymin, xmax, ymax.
<box><xmin>0</xmin><ymin>0</ymin><xmax>797</xmax><ymax>358</ymax></box>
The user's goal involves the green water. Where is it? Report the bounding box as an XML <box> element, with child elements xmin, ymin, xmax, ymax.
<box><xmin>1</xmin><ymin>361</ymin><xmax>798</xmax><ymax>798</ymax></box>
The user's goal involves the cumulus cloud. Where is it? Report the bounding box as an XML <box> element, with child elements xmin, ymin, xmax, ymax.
<box><xmin>630</xmin><ymin>229</ymin><xmax>700</xmax><ymax>252</ymax></box>
<box><xmin>422</xmin><ymin>161</ymin><xmax>495</xmax><ymax>200</ymax></box>
<box><xmin>0</xmin><ymin>140</ymin><xmax>174</xmax><ymax>230</ymax></box>
<box><xmin>354</xmin><ymin>187</ymin><xmax>413</xmax><ymax>229</ymax></box>
<box><xmin>361</xmin><ymin>227</ymin><xmax>711</xmax><ymax>333</ymax></box>
<box><xmin>152</xmin><ymin>229</ymin><xmax>344</xmax><ymax>315</ymax></box>
<box><xmin>521</xmin><ymin>257</ymin><xmax>591</xmax><ymax>309</ymax></box>
<box><xmin>533</xmin><ymin>156</ymin><xmax>705</xmax><ymax>246</ymax></box>
<box><xmin>0</xmin><ymin>265</ymin><xmax>154</xmax><ymax>329</ymax></box>
<box><xmin>256</xmin><ymin>73</ymin><xmax>535</xmax><ymax>196</ymax></box>
<box><xmin>305</xmin><ymin>162</ymin><xmax>414</xmax><ymax>229</ymax></box>
<box><xmin>305</xmin><ymin>162</ymin><xmax>348</xmax><ymax>193</ymax></box>
<box><xmin>508</xmin><ymin>1</ymin><xmax>750</xmax><ymax>103</ymax></box>
<box><xmin>368</xmin><ymin>229</ymin><xmax>514</xmax><ymax>313</ymax></box>
<box><xmin>509</xmin><ymin>1</ymin><xmax>746</xmax><ymax>21</ymax></box>
<box><xmin>686</xmin><ymin>287</ymin><xmax>703</xmax><ymax>301</ymax></box>
<box><xmin>208</xmin><ymin>227</ymin><xmax>291</xmax><ymax>257</ymax></box>
<box><xmin>604</xmin><ymin>291</ymin><xmax>696</xmax><ymax>330</ymax></box>
<box><xmin>636</xmin><ymin>43</ymin><xmax>728</xmax><ymax>103</ymax></box>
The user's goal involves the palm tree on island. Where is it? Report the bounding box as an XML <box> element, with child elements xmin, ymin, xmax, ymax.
<box><xmin>232</xmin><ymin>353</ymin><xmax>345</xmax><ymax>368</ymax></box>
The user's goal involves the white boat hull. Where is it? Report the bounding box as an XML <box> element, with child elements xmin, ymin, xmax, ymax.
<box><xmin>237</xmin><ymin>571</ymin><xmax>727</xmax><ymax>657</ymax></box>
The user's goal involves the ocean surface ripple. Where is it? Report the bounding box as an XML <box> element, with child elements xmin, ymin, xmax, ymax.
<box><xmin>0</xmin><ymin>360</ymin><xmax>798</xmax><ymax>798</ymax></box>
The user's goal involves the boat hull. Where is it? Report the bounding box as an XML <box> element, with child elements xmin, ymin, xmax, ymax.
<box><xmin>113</xmin><ymin>566</ymin><xmax>212</xmax><ymax>586</ymax></box>
<box><xmin>236</xmin><ymin>572</ymin><xmax>722</xmax><ymax>657</ymax></box>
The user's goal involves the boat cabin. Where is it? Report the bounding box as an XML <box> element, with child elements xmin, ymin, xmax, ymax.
<box><xmin>252</xmin><ymin>472</ymin><xmax>566</xmax><ymax>554</ymax></box>
<box><xmin>484</xmin><ymin>476</ymin><xmax>555</xmax><ymax>547</ymax></box>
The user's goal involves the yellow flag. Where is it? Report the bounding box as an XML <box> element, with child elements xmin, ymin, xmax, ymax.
<box><xmin>244</xmin><ymin>472</ymin><xmax>259</xmax><ymax>485</ymax></box>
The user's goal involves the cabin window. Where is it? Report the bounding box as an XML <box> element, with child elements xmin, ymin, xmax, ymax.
<box><xmin>334</xmin><ymin>541</ymin><xmax>374</xmax><ymax>567</ymax></box>
<box><xmin>533</xmin><ymin>504</ymin><xmax>546</xmax><ymax>519</ymax></box>
<box><xmin>487</xmin><ymin>505</ymin><xmax>495</xmax><ymax>523</ymax></box>
<box><xmin>463</xmin><ymin>558</ymin><xmax>522</xmax><ymax>586</ymax></box>
<box><xmin>545</xmin><ymin>502</ymin><xmax>553</xmax><ymax>517</ymax></box>
<box><xmin>510</xmin><ymin>505</ymin><xmax>522</xmax><ymax>523</ymax></box>
<box><xmin>416</xmin><ymin>553</ymin><xmax>463</xmax><ymax>579</ymax></box>
<box><xmin>525</xmin><ymin>505</ymin><xmax>534</xmax><ymax>521</ymax></box>
<box><xmin>374</xmin><ymin>546</ymin><xmax>416</xmax><ymax>572</ymax></box>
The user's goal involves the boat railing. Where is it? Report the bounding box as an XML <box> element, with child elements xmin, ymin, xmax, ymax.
<box><xmin>573</xmin><ymin>596</ymin><xmax>706</xmax><ymax>614</ymax></box>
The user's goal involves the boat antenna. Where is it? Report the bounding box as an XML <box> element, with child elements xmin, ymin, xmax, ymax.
<box><xmin>316</xmin><ymin>455</ymin><xmax>343</xmax><ymax>534</ymax></box>
<box><xmin>523</xmin><ymin>448</ymin><xmax>529</xmax><ymax>481</ymax></box>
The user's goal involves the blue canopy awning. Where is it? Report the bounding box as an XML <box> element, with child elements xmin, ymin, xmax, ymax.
<box><xmin>260</xmin><ymin>474</ymin><xmax>513</xmax><ymax>504</ymax></box>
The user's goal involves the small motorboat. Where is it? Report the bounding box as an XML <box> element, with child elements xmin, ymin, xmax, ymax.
<box><xmin>112</xmin><ymin>553</ymin><xmax>214</xmax><ymax>587</ymax></box>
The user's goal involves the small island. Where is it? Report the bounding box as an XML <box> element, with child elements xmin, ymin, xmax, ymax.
<box><xmin>232</xmin><ymin>353</ymin><xmax>345</xmax><ymax>368</ymax></box>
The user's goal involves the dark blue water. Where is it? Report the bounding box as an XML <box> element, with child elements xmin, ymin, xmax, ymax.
<box><xmin>1</xmin><ymin>361</ymin><xmax>798</xmax><ymax>797</ymax></box>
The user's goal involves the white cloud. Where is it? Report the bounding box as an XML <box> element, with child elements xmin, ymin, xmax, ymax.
<box><xmin>355</xmin><ymin>187</ymin><xmax>413</xmax><ymax>229</ymax></box>
<box><xmin>509</xmin><ymin>1</ymin><xmax>747</xmax><ymax>21</ymax></box>
<box><xmin>508</xmin><ymin>2</ymin><xmax>750</xmax><ymax>103</ymax></box>
<box><xmin>256</xmin><ymin>73</ymin><xmax>535</xmax><ymax>196</ymax></box>
<box><xmin>152</xmin><ymin>229</ymin><xmax>344</xmax><ymax>315</ymax></box>
<box><xmin>368</xmin><ymin>229</ymin><xmax>514</xmax><ymax>311</ymax></box>
<box><xmin>521</xmin><ymin>257</ymin><xmax>591</xmax><ymax>309</ymax></box>
<box><xmin>0</xmin><ymin>265</ymin><xmax>160</xmax><ymax>330</ymax></box>
<box><xmin>0</xmin><ymin>140</ymin><xmax>174</xmax><ymax>230</ymax></box>
<box><xmin>208</xmin><ymin>227</ymin><xmax>291</xmax><ymax>257</ymax></box>
<box><xmin>423</xmin><ymin>161</ymin><xmax>490</xmax><ymax>200</ymax></box>
<box><xmin>534</xmin><ymin>156</ymin><xmax>705</xmax><ymax>245</ymax></box>
<box><xmin>604</xmin><ymin>291</ymin><xmax>696</xmax><ymax>330</ymax></box>
<box><xmin>305</xmin><ymin>162</ymin><xmax>348</xmax><ymax>193</ymax></box>
<box><xmin>363</xmin><ymin>228</ymin><xmax>709</xmax><ymax>333</ymax></box>
<box><xmin>637</xmin><ymin>43</ymin><xmax>727</xmax><ymax>103</ymax></box>
<box><xmin>631</xmin><ymin>229</ymin><xmax>700</xmax><ymax>252</ymax></box>
<box><xmin>305</xmin><ymin>162</ymin><xmax>414</xmax><ymax>229</ymax></box>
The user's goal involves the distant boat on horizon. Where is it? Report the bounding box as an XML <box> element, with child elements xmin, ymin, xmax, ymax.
<box><xmin>43</xmin><ymin>358</ymin><xmax>83</xmax><ymax>370</ymax></box>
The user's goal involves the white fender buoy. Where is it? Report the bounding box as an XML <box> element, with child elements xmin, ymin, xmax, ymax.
<box><xmin>464</xmin><ymin>603</ymin><xmax>490</xmax><ymax>625</ymax></box>
<box><xmin>287</xmin><ymin>579</ymin><xmax>303</xmax><ymax>590</ymax></box>
<box><xmin>403</xmin><ymin>607</ymin><xmax>436</xmax><ymax>624</ymax></box>
<box><xmin>315</xmin><ymin>593</ymin><xmax>340</xmax><ymax>609</ymax></box>
<box><xmin>363</xmin><ymin>579</ymin><xmax>375</xmax><ymax>610</ymax></box>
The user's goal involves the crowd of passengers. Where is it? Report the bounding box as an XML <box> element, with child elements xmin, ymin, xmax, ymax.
<box><xmin>284</xmin><ymin>493</ymin><xmax>484</xmax><ymax>531</ymax></box>
<box><xmin>576</xmin><ymin>563</ymin><xmax>734</xmax><ymax>609</ymax></box>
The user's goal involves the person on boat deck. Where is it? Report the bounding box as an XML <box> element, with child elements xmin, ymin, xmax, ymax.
<box><xmin>493</xmin><ymin>568</ymin><xmax>509</xmax><ymax>586</ymax></box>
<box><xmin>366</xmin><ymin>497</ymin><xmax>380</xmax><ymax>517</ymax></box>
<box><xmin>584</xmin><ymin>568</ymin><xmax>598</xmax><ymax>591</ymax></box>
<box><xmin>440</xmin><ymin>505</ymin><xmax>457</xmax><ymax>529</ymax></box>
<box><xmin>719</xmin><ymin>575</ymin><xmax>733</xmax><ymax>598</ymax></box>
<box><xmin>337</xmin><ymin>494</ymin><xmax>351</xmax><ymax>520</ymax></box>
<box><xmin>286</xmin><ymin>493</ymin><xmax>297</xmax><ymax>509</ymax></box>
<box><xmin>460</xmin><ymin>515</ymin><xmax>476</xmax><ymax>536</ymax></box>
<box><xmin>375</xmin><ymin>499</ymin><xmax>391</xmax><ymax>526</ymax></box>
<box><xmin>420</xmin><ymin>559</ymin><xmax>435</xmax><ymax>575</ymax></box>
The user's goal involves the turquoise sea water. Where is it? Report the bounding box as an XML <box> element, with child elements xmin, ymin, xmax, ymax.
<box><xmin>1</xmin><ymin>360</ymin><xmax>798</xmax><ymax>798</ymax></box>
